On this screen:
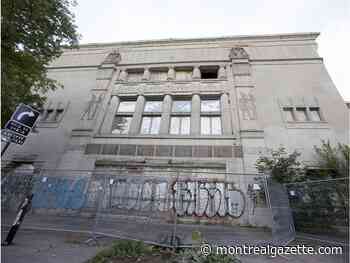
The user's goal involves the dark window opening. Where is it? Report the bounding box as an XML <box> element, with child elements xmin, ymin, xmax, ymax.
<box><xmin>200</xmin><ymin>67</ymin><xmax>219</xmax><ymax>79</ymax></box>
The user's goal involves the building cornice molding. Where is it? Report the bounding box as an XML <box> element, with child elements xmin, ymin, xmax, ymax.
<box><xmin>70</xmin><ymin>32</ymin><xmax>320</xmax><ymax>50</ymax></box>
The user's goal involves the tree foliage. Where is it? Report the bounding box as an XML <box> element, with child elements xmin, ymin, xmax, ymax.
<box><xmin>255</xmin><ymin>146</ymin><xmax>304</xmax><ymax>183</ymax></box>
<box><xmin>1</xmin><ymin>0</ymin><xmax>79</xmax><ymax>126</ymax></box>
<box><xmin>313</xmin><ymin>140</ymin><xmax>349</xmax><ymax>178</ymax></box>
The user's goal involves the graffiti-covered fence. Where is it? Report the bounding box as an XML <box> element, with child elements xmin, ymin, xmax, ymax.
<box><xmin>1</xmin><ymin>167</ymin><xmax>296</xmax><ymax>247</ymax></box>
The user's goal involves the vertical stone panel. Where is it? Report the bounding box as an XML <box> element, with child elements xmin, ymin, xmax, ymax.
<box><xmin>160</xmin><ymin>94</ymin><xmax>172</xmax><ymax>134</ymax></box>
<box><xmin>191</xmin><ymin>94</ymin><xmax>201</xmax><ymax>135</ymax></box>
<box><xmin>100</xmin><ymin>96</ymin><xmax>120</xmax><ymax>133</ymax></box>
<box><xmin>221</xmin><ymin>93</ymin><xmax>232</xmax><ymax>135</ymax></box>
<box><xmin>129</xmin><ymin>95</ymin><xmax>145</xmax><ymax>135</ymax></box>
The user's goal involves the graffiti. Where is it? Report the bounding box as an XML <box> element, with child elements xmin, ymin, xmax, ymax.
<box><xmin>94</xmin><ymin>178</ymin><xmax>246</xmax><ymax>218</ymax></box>
<box><xmin>105</xmin><ymin>179</ymin><xmax>170</xmax><ymax>212</ymax></box>
<box><xmin>2</xmin><ymin>174</ymin><xmax>247</xmax><ymax>219</ymax></box>
<box><xmin>172</xmin><ymin>181</ymin><xmax>245</xmax><ymax>218</ymax></box>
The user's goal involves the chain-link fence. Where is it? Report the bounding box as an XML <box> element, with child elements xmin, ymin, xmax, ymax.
<box><xmin>285</xmin><ymin>177</ymin><xmax>349</xmax><ymax>245</ymax></box>
<box><xmin>1</xmin><ymin>167</ymin><xmax>298</xmax><ymax>247</ymax></box>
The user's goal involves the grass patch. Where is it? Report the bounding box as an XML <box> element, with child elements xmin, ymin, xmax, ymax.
<box><xmin>86</xmin><ymin>239</ymin><xmax>173</xmax><ymax>263</ymax></box>
<box><xmin>86</xmin><ymin>239</ymin><xmax>241</xmax><ymax>263</ymax></box>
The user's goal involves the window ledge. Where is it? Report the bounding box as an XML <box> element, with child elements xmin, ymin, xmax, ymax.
<box><xmin>36</xmin><ymin>122</ymin><xmax>61</xmax><ymax>128</ymax></box>
<box><xmin>285</xmin><ymin>121</ymin><xmax>329</xmax><ymax>129</ymax></box>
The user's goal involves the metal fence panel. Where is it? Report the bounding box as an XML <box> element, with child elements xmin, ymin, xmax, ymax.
<box><xmin>1</xmin><ymin>168</ymin><xmax>279</xmax><ymax>247</ymax></box>
<box><xmin>267</xmin><ymin>178</ymin><xmax>296</xmax><ymax>245</ymax></box>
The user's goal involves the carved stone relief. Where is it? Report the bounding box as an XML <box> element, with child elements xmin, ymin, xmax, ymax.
<box><xmin>102</xmin><ymin>49</ymin><xmax>121</xmax><ymax>65</ymax></box>
<box><xmin>113</xmin><ymin>82</ymin><xmax>224</xmax><ymax>96</ymax></box>
<box><xmin>238</xmin><ymin>90</ymin><xmax>257</xmax><ymax>120</ymax></box>
<box><xmin>229</xmin><ymin>47</ymin><xmax>249</xmax><ymax>60</ymax></box>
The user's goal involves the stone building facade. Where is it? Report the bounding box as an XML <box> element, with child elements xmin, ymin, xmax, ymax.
<box><xmin>3</xmin><ymin>32</ymin><xmax>348</xmax><ymax>226</ymax></box>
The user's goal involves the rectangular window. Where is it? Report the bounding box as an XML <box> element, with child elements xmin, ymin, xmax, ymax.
<box><xmin>150</xmin><ymin>70</ymin><xmax>167</xmax><ymax>81</ymax></box>
<box><xmin>283</xmin><ymin>107</ymin><xmax>295</xmax><ymax>122</ymax></box>
<box><xmin>118</xmin><ymin>101</ymin><xmax>136</xmax><ymax>113</ymax></box>
<box><xmin>127</xmin><ymin>72</ymin><xmax>143</xmax><ymax>82</ymax></box>
<box><xmin>141</xmin><ymin>117</ymin><xmax>161</xmax><ymax>134</ymax></box>
<box><xmin>172</xmin><ymin>101</ymin><xmax>191</xmax><ymax>113</ymax></box>
<box><xmin>170</xmin><ymin>117</ymin><xmax>190</xmax><ymax>135</ymax></box>
<box><xmin>144</xmin><ymin>101</ymin><xmax>162</xmax><ymax>112</ymax></box>
<box><xmin>201</xmin><ymin>117</ymin><xmax>222</xmax><ymax>135</ymax></box>
<box><xmin>201</xmin><ymin>67</ymin><xmax>218</xmax><ymax>79</ymax></box>
<box><xmin>111</xmin><ymin>116</ymin><xmax>132</xmax><ymax>134</ymax></box>
<box><xmin>309</xmin><ymin>107</ymin><xmax>322</xmax><ymax>122</ymax></box>
<box><xmin>175</xmin><ymin>70</ymin><xmax>192</xmax><ymax>81</ymax></box>
<box><xmin>52</xmin><ymin>109</ymin><xmax>64</xmax><ymax>122</ymax></box>
<box><xmin>201</xmin><ymin>100</ymin><xmax>221</xmax><ymax>112</ymax></box>
<box><xmin>295</xmin><ymin>107</ymin><xmax>308</xmax><ymax>121</ymax></box>
<box><xmin>200</xmin><ymin>98</ymin><xmax>221</xmax><ymax>135</ymax></box>
<box><xmin>42</xmin><ymin>109</ymin><xmax>55</xmax><ymax>121</ymax></box>
<box><xmin>112</xmin><ymin>99</ymin><xmax>136</xmax><ymax>134</ymax></box>
<box><xmin>170</xmin><ymin>99</ymin><xmax>191</xmax><ymax>135</ymax></box>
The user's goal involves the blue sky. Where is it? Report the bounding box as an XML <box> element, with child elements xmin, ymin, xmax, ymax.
<box><xmin>73</xmin><ymin>0</ymin><xmax>349</xmax><ymax>101</ymax></box>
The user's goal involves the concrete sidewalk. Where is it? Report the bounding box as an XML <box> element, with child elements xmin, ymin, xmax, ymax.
<box><xmin>1</xmin><ymin>227</ymin><xmax>106</xmax><ymax>263</ymax></box>
<box><xmin>1</xmin><ymin>211</ymin><xmax>273</xmax><ymax>246</ymax></box>
<box><xmin>1</xmin><ymin>226</ymin><xmax>348</xmax><ymax>263</ymax></box>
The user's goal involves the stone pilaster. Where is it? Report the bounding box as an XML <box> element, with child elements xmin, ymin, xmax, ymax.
<box><xmin>119</xmin><ymin>69</ymin><xmax>128</xmax><ymax>81</ymax></box>
<box><xmin>191</xmin><ymin>94</ymin><xmax>201</xmax><ymax>135</ymax></box>
<box><xmin>192</xmin><ymin>66</ymin><xmax>201</xmax><ymax>80</ymax></box>
<box><xmin>142</xmin><ymin>68</ymin><xmax>150</xmax><ymax>81</ymax></box>
<box><xmin>100</xmin><ymin>95</ymin><xmax>120</xmax><ymax>133</ymax></box>
<box><xmin>160</xmin><ymin>94</ymin><xmax>172</xmax><ymax>134</ymax></box>
<box><xmin>167</xmin><ymin>67</ymin><xmax>175</xmax><ymax>80</ymax></box>
<box><xmin>221</xmin><ymin>93</ymin><xmax>232</xmax><ymax>135</ymax></box>
<box><xmin>129</xmin><ymin>95</ymin><xmax>145</xmax><ymax>135</ymax></box>
<box><xmin>218</xmin><ymin>65</ymin><xmax>227</xmax><ymax>79</ymax></box>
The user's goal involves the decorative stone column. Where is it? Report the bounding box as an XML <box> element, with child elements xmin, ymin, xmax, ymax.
<box><xmin>191</xmin><ymin>94</ymin><xmax>201</xmax><ymax>135</ymax></box>
<box><xmin>159</xmin><ymin>94</ymin><xmax>172</xmax><ymax>134</ymax></box>
<box><xmin>218</xmin><ymin>65</ymin><xmax>227</xmax><ymax>79</ymax></box>
<box><xmin>142</xmin><ymin>67</ymin><xmax>150</xmax><ymax>81</ymax></box>
<box><xmin>100</xmin><ymin>95</ymin><xmax>120</xmax><ymax>133</ymax></box>
<box><xmin>119</xmin><ymin>69</ymin><xmax>128</xmax><ymax>81</ymax></box>
<box><xmin>129</xmin><ymin>95</ymin><xmax>145</xmax><ymax>135</ymax></box>
<box><xmin>192</xmin><ymin>66</ymin><xmax>201</xmax><ymax>80</ymax></box>
<box><xmin>220</xmin><ymin>93</ymin><xmax>232</xmax><ymax>135</ymax></box>
<box><xmin>167</xmin><ymin>66</ymin><xmax>175</xmax><ymax>80</ymax></box>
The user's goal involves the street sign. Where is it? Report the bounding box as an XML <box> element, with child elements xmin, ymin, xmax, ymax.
<box><xmin>1</xmin><ymin>104</ymin><xmax>40</xmax><ymax>148</ymax></box>
<box><xmin>5</xmin><ymin>120</ymin><xmax>31</xmax><ymax>136</ymax></box>
<box><xmin>11</xmin><ymin>104</ymin><xmax>40</xmax><ymax>128</ymax></box>
<box><xmin>1</xmin><ymin>129</ymin><xmax>26</xmax><ymax>145</ymax></box>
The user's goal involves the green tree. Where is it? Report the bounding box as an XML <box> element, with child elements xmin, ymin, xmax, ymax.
<box><xmin>313</xmin><ymin>140</ymin><xmax>349</xmax><ymax>178</ymax></box>
<box><xmin>1</xmin><ymin>0</ymin><xmax>80</xmax><ymax>126</ymax></box>
<box><xmin>255</xmin><ymin>146</ymin><xmax>304</xmax><ymax>183</ymax></box>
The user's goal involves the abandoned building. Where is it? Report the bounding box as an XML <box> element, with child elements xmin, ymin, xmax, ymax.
<box><xmin>2</xmin><ymin>32</ymin><xmax>348</xmax><ymax>227</ymax></box>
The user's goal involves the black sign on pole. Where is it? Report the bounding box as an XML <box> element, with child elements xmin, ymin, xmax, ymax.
<box><xmin>1</xmin><ymin>104</ymin><xmax>40</xmax><ymax>155</ymax></box>
<box><xmin>5</xmin><ymin>120</ymin><xmax>31</xmax><ymax>136</ymax></box>
<box><xmin>1</xmin><ymin>129</ymin><xmax>26</xmax><ymax>145</ymax></box>
<box><xmin>10</xmin><ymin>104</ymin><xmax>40</xmax><ymax>129</ymax></box>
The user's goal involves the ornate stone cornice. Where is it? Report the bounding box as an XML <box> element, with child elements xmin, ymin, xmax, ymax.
<box><xmin>229</xmin><ymin>47</ymin><xmax>249</xmax><ymax>60</ymax></box>
<box><xmin>102</xmin><ymin>49</ymin><xmax>121</xmax><ymax>65</ymax></box>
